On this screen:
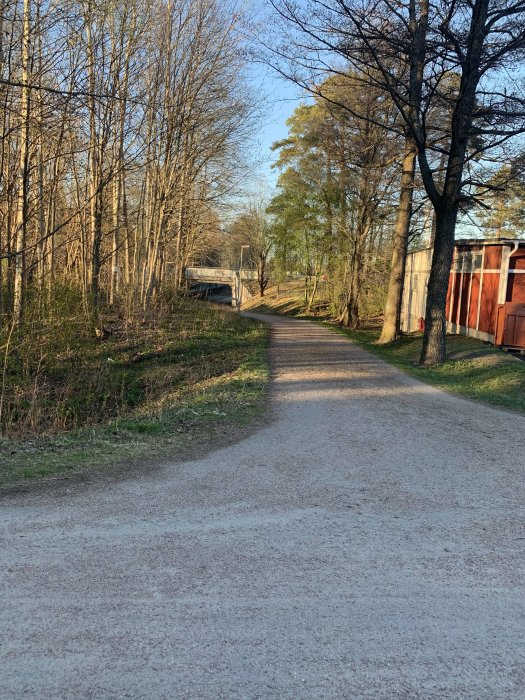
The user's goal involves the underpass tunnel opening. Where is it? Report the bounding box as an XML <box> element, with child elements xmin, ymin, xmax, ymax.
<box><xmin>188</xmin><ymin>282</ymin><xmax>233</xmax><ymax>305</ymax></box>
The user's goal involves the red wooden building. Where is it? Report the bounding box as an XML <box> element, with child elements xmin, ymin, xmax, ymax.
<box><xmin>401</xmin><ymin>239</ymin><xmax>525</xmax><ymax>349</ymax></box>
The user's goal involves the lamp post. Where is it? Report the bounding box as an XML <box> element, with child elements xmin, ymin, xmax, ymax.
<box><xmin>238</xmin><ymin>244</ymin><xmax>249</xmax><ymax>310</ymax></box>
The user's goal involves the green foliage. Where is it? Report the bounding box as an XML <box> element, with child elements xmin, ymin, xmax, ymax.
<box><xmin>268</xmin><ymin>102</ymin><xmax>338</xmax><ymax>278</ymax></box>
<box><xmin>267</xmin><ymin>75</ymin><xmax>399</xmax><ymax>323</ymax></box>
<box><xmin>477</xmin><ymin>164</ymin><xmax>525</xmax><ymax>239</ymax></box>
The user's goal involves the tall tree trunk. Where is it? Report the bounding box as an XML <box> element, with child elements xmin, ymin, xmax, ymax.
<box><xmin>109</xmin><ymin>172</ymin><xmax>120</xmax><ymax>306</ymax></box>
<box><xmin>122</xmin><ymin>171</ymin><xmax>130</xmax><ymax>286</ymax></box>
<box><xmin>13</xmin><ymin>0</ymin><xmax>31</xmax><ymax>325</ymax></box>
<box><xmin>174</xmin><ymin>158</ymin><xmax>189</xmax><ymax>288</ymax></box>
<box><xmin>306</xmin><ymin>264</ymin><xmax>321</xmax><ymax>312</ymax></box>
<box><xmin>90</xmin><ymin>184</ymin><xmax>102</xmax><ymax>310</ymax></box>
<box><xmin>46</xmin><ymin>196</ymin><xmax>55</xmax><ymax>308</ymax></box>
<box><xmin>378</xmin><ymin>138</ymin><xmax>416</xmax><ymax>343</ymax></box>
<box><xmin>86</xmin><ymin>10</ymin><xmax>101</xmax><ymax>312</ymax></box>
<box><xmin>417</xmin><ymin>0</ymin><xmax>489</xmax><ymax>364</ymax></box>
<box><xmin>37</xmin><ymin>146</ymin><xmax>45</xmax><ymax>298</ymax></box>
<box><xmin>419</xmin><ymin>206</ymin><xmax>458</xmax><ymax>365</ymax></box>
<box><xmin>342</xmin><ymin>229</ymin><xmax>366</xmax><ymax>328</ymax></box>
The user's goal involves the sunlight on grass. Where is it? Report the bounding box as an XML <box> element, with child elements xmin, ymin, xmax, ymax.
<box><xmin>341</xmin><ymin>328</ymin><xmax>525</xmax><ymax>413</ymax></box>
<box><xmin>0</xmin><ymin>300</ymin><xmax>269</xmax><ymax>487</ymax></box>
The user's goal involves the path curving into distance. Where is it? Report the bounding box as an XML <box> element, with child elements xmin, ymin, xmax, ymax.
<box><xmin>1</xmin><ymin>314</ymin><xmax>524</xmax><ymax>699</ymax></box>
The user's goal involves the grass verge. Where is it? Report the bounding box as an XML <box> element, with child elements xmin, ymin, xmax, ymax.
<box><xmin>0</xmin><ymin>299</ymin><xmax>269</xmax><ymax>488</ymax></box>
<box><xmin>338</xmin><ymin>327</ymin><xmax>525</xmax><ymax>414</ymax></box>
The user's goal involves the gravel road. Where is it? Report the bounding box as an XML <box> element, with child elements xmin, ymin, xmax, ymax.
<box><xmin>1</xmin><ymin>314</ymin><xmax>525</xmax><ymax>699</ymax></box>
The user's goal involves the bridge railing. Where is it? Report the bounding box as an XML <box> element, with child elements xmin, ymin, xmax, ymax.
<box><xmin>185</xmin><ymin>267</ymin><xmax>258</xmax><ymax>281</ymax></box>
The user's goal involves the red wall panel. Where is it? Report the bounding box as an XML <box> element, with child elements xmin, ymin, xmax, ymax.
<box><xmin>507</xmin><ymin>274</ymin><xmax>525</xmax><ymax>303</ymax></box>
<box><xmin>446</xmin><ymin>273</ymin><xmax>454</xmax><ymax>320</ymax></box>
<box><xmin>484</xmin><ymin>246</ymin><xmax>502</xmax><ymax>270</ymax></box>
<box><xmin>468</xmin><ymin>273</ymin><xmax>481</xmax><ymax>329</ymax></box>
<box><xmin>451</xmin><ymin>273</ymin><xmax>461</xmax><ymax>323</ymax></box>
<box><xmin>479</xmin><ymin>272</ymin><xmax>500</xmax><ymax>334</ymax></box>
<box><xmin>459</xmin><ymin>273</ymin><xmax>471</xmax><ymax>326</ymax></box>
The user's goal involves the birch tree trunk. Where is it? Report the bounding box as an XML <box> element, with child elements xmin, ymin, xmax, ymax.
<box><xmin>13</xmin><ymin>0</ymin><xmax>31</xmax><ymax>325</ymax></box>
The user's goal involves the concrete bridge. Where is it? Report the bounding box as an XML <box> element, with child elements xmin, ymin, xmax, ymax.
<box><xmin>185</xmin><ymin>267</ymin><xmax>257</xmax><ymax>307</ymax></box>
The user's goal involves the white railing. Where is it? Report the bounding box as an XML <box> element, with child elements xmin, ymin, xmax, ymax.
<box><xmin>185</xmin><ymin>267</ymin><xmax>257</xmax><ymax>281</ymax></box>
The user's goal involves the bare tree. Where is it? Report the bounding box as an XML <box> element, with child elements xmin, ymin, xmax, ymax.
<box><xmin>0</xmin><ymin>0</ymin><xmax>258</xmax><ymax>333</ymax></box>
<box><xmin>227</xmin><ymin>203</ymin><xmax>272</xmax><ymax>297</ymax></box>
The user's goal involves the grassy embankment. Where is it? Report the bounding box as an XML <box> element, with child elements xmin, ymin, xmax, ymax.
<box><xmin>0</xmin><ymin>298</ymin><xmax>269</xmax><ymax>487</ymax></box>
<box><xmin>245</xmin><ymin>280</ymin><xmax>525</xmax><ymax>414</ymax></box>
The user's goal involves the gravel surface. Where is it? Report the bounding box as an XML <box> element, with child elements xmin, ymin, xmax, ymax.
<box><xmin>1</xmin><ymin>314</ymin><xmax>525</xmax><ymax>699</ymax></box>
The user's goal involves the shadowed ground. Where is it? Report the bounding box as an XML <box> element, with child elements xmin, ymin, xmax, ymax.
<box><xmin>1</xmin><ymin>314</ymin><xmax>524</xmax><ymax>699</ymax></box>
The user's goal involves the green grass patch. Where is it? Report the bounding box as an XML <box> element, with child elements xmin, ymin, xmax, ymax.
<box><xmin>337</xmin><ymin>327</ymin><xmax>525</xmax><ymax>413</ymax></box>
<box><xmin>0</xmin><ymin>299</ymin><xmax>269</xmax><ymax>487</ymax></box>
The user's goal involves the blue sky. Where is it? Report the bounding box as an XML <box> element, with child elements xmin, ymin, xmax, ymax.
<box><xmin>241</xmin><ymin>0</ymin><xmax>314</xmax><ymax>194</ymax></box>
<box><xmin>250</xmin><ymin>64</ymin><xmax>306</xmax><ymax>192</ymax></box>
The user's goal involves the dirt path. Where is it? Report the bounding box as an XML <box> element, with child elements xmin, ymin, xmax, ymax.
<box><xmin>1</xmin><ymin>314</ymin><xmax>524</xmax><ymax>699</ymax></box>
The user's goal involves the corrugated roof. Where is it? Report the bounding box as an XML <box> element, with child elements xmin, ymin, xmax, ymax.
<box><xmin>455</xmin><ymin>238</ymin><xmax>525</xmax><ymax>247</ymax></box>
<box><xmin>409</xmin><ymin>239</ymin><xmax>525</xmax><ymax>256</ymax></box>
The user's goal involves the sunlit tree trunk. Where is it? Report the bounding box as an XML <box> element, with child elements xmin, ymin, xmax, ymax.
<box><xmin>13</xmin><ymin>0</ymin><xmax>31</xmax><ymax>325</ymax></box>
<box><xmin>378</xmin><ymin>137</ymin><xmax>416</xmax><ymax>343</ymax></box>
